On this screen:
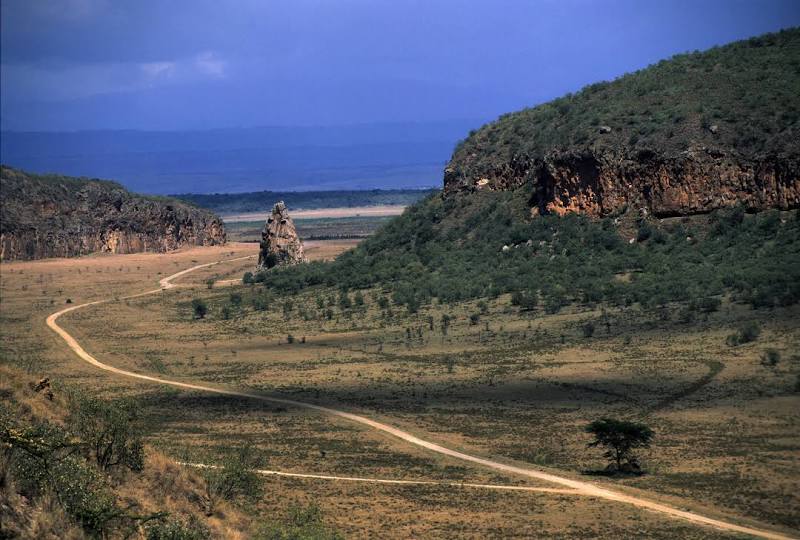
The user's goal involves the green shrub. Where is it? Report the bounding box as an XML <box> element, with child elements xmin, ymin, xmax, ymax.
<box><xmin>146</xmin><ymin>516</ymin><xmax>210</xmax><ymax>540</ymax></box>
<box><xmin>191</xmin><ymin>299</ymin><xmax>208</xmax><ymax>319</ymax></box>
<box><xmin>727</xmin><ymin>322</ymin><xmax>761</xmax><ymax>346</ymax></box>
<box><xmin>760</xmin><ymin>349</ymin><xmax>780</xmax><ymax>367</ymax></box>
<box><xmin>201</xmin><ymin>445</ymin><xmax>262</xmax><ymax>516</ymax></box>
<box><xmin>511</xmin><ymin>290</ymin><xmax>537</xmax><ymax>311</ymax></box>
<box><xmin>252</xmin><ymin>295</ymin><xmax>269</xmax><ymax>311</ymax></box>
<box><xmin>67</xmin><ymin>394</ymin><xmax>145</xmax><ymax>472</ymax></box>
<box><xmin>582</xmin><ymin>322</ymin><xmax>596</xmax><ymax>338</ymax></box>
<box><xmin>253</xmin><ymin>503</ymin><xmax>343</xmax><ymax>540</ymax></box>
<box><xmin>2</xmin><ymin>414</ymin><xmax>126</xmax><ymax>537</ymax></box>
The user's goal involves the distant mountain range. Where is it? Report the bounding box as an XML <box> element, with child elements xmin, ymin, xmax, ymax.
<box><xmin>0</xmin><ymin>120</ymin><xmax>483</xmax><ymax>195</ymax></box>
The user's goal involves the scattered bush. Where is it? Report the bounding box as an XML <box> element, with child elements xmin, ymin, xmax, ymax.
<box><xmin>511</xmin><ymin>290</ymin><xmax>537</xmax><ymax>311</ymax></box>
<box><xmin>760</xmin><ymin>349</ymin><xmax>780</xmax><ymax>367</ymax></box>
<box><xmin>191</xmin><ymin>299</ymin><xmax>208</xmax><ymax>319</ymax></box>
<box><xmin>252</xmin><ymin>295</ymin><xmax>269</xmax><ymax>311</ymax></box>
<box><xmin>145</xmin><ymin>516</ymin><xmax>210</xmax><ymax>540</ymax></box>
<box><xmin>201</xmin><ymin>445</ymin><xmax>262</xmax><ymax>516</ymax></box>
<box><xmin>582</xmin><ymin>322</ymin><xmax>596</xmax><ymax>338</ymax></box>
<box><xmin>726</xmin><ymin>322</ymin><xmax>761</xmax><ymax>346</ymax></box>
<box><xmin>253</xmin><ymin>503</ymin><xmax>343</xmax><ymax>540</ymax></box>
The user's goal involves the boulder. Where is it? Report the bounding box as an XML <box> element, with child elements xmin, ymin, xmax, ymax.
<box><xmin>257</xmin><ymin>201</ymin><xmax>307</xmax><ymax>269</ymax></box>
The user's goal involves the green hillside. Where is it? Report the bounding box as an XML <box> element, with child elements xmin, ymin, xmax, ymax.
<box><xmin>448</xmin><ymin>28</ymin><xmax>800</xmax><ymax>185</ymax></box>
<box><xmin>250</xmin><ymin>30</ymin><xmax>800</xmax><ymax>314</ymax></box>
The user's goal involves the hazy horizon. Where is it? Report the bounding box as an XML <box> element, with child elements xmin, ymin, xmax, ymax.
<box><xmin>2</xmin><ymin>0</ymin><xmax>799</xmax><ymax>193</ymax></box>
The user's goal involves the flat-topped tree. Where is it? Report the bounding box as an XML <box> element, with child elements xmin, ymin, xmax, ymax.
<box><xmin>586</xmin><ymin>418</ymin><xmax>654</xmax><ymax>473</ymax></box>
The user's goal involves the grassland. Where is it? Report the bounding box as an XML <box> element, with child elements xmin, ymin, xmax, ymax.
<box><xmin>1</xmin><ymin>239</ymin><xmax>797</xmax><ymax>538</ymax></box>
<box><xmin>226</xmin><ymin>216</ymin><xmax>394</xmax><ymax>242</ymax></box>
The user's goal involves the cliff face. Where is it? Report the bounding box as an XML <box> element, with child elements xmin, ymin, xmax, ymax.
<box><xmin>257</xmin><ymin>201</ymin><xmax>306</xmax><ymax>269</ymax></box>
<box><xmin>0</xmin><ymin>166</ymin><xmax>226</xmax><ymax>261</ymax></box>
<box><xmin>442</xmin><ymin>29</ymin><xmax>800</xmax><ymax>218</ymax></box>
<box><xmin>444</xmin><ymin>147</ymin><xmax>800</xmax><ymax>218</ymax></box>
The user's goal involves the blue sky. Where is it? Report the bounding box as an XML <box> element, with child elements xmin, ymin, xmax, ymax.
<box><xmin>2</xmin><ymin>0</ymin><xmax>799</xmax><ymax>131</ymax></box>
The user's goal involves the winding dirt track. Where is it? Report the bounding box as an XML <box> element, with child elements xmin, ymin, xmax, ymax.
<box><xmin>46</xmin><ymin>256</ymin><xmax>796</xmax><ymax>540</ymax></box>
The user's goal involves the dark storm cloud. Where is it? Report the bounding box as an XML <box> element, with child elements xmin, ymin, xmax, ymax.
<box><xmin>2</xmin><ymin>0</ymin><xmax>799</xmax><ymax>130</ymax></box>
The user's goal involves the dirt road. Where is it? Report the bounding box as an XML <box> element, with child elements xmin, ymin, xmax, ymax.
<box><xmin>45</xmin><ymin>257</ymin><xmax>797</xmax><ymax>540</ymax></box>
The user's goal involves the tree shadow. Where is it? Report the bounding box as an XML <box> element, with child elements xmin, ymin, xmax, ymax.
<box><xmin>581</xmin><ymin>467</ymin><xmax>646</xmax><ymax>478</ymax></box>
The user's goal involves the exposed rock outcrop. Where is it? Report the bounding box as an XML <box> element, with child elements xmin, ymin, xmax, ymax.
<box><xmin>441</xmin><ymin>29</ymin><xmax>800</xmax><ymax>219</ymax></box>
<box><xmin>257</xmin><ymin>201</ymin><xmax>306</xmax><ymax>269</ymax></box>
<box><xmin>0</xmin><ymin>166</ymin><xmax>226</xmax><ymax>261</ymax></box>
<box><xmin>444</xmin><ymin>148</ymin><xmax>800</xmax><ymax>218</ymax></box>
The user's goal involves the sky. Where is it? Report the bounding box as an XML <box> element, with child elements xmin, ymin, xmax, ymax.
<box><xmin>2</xmin><ymin>0</ymin><xmax>799</xmax><ymax>131</ymax></box>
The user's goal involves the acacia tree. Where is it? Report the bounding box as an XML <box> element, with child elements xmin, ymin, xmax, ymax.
<box><xmin>586</xmin><ymin>418</ymin><xmax>653</xmax><ymax>472</ymax></box>
<box><xmin>68</xmin><ymin>395</ymin><xmax>145</xmax><ymax>472</ymax></box>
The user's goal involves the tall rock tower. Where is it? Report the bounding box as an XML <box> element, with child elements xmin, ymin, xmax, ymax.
<box><xmin>257</xmin><ymin>201</ymin><xmax>306</xmax><ymax>269</ymax></box>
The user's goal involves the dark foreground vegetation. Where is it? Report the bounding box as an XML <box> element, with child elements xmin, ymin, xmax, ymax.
<box><xmin>252</xmin><ymin>191</ymin><xmax>800</xmax><ymax>315</ymax></box>
<box><xmin>0</xmin><ymin>373</ymin><xmax>342</xmax><ymax>539</ymax></box>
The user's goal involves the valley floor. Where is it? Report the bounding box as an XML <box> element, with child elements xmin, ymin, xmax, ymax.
<box><xmin>1</xmin><ymin>242</ymin><xmax>798</xmax><ymax>538</ymax></box>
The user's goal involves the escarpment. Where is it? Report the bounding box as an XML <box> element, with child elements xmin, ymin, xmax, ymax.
<box><xmin>0</xmin><ymin>166</ymin><xmax>226</xmax><ymax>261</ymax></box>
<box><xmin>443</xmin><ymin>28</ymin><xmax>800</xmax><ymax>218</ymax></box>
<box><xmin>445</xmin><ymin>148</ymin><xmax>800</xmax><ymax>218</ymax></box>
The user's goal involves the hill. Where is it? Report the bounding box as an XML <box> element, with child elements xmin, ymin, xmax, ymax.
<box><xmin>0</xmin><ymin>166</ymin><xmax>226</xmax><ymax>261</ymax></box>
<box><xmin>445</xmin><ymin>28</ymin><xmax>800</xmax><ymax>217</ymax></box>
<box><xmin>253</xmin><ymin>29</ymin><xmax>800</xmax><ymax>312</ymax></box>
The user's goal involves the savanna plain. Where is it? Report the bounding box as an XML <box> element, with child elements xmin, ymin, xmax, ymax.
<box><xmin>2</xmin><ymin>234</ymin><xmax>798</xmax><ymax>538</ymax></box>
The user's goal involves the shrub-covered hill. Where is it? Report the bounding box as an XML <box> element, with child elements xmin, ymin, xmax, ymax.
<box><xmin>444</xmin><ymin>28</ymin><xmax>800</xmax><ymax>217</ymax></box>
<box><xmin>454</xmin><ymin>29</ymin><xmax>800</xmax><ymax>164</ymax></box>
<box><xmin>253</xmin><ymin>30</ymin><xmax>800</xmax><ymax>313</ymax></box>
<box><xmin>0</xmin><ymin>166</ymin><xmax>226</xmax><ymax>261</ymax></box>
<box><xmin>256</xmin><ymin>191</ymin><xmax>800</xmax><ymax>313</ymax></box>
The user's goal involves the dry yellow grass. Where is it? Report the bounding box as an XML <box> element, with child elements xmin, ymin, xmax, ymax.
<box><xmin>1</xmin><ymin>240</ymin><xmax>798</xmax><ymax>538</ymax></box>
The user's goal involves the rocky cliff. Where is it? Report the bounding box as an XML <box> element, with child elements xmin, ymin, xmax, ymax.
<box><xmin>0</xmin><ymin>166</ymin><xmax>226</xmax><ymax>261</ymax></box>
<box><xmin>443</xmin><ymin>29</ymin><xmax>800</xmax><ymax>218</ymax></box>
<box><xmin>257</xmin><ymin>201</ymin><xmax>306</xmax><ymax>269</ymax></box>
<box><xmin>445</xmin><ymin>147</ymin><xmax>800</xmax><ymax>218</ymax></box>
